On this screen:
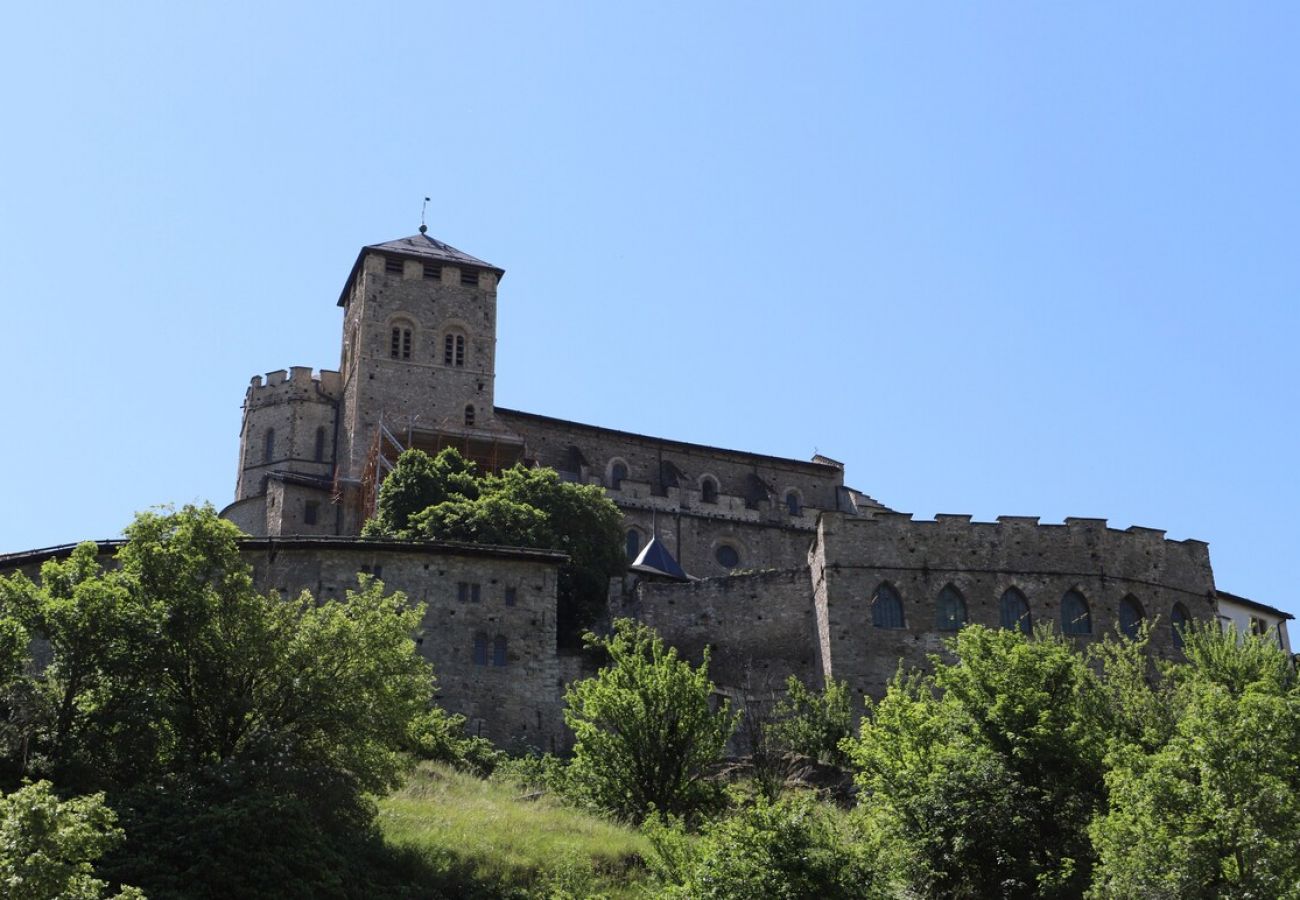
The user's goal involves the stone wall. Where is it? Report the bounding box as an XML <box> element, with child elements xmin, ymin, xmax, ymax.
<box><xmin>625</xmin><ymin>568</ymin><xmax>821</xmax><ymax>692</ymax></box>
<box><xmin>812</xmin><ymin>512</ymin><xmax>1219</xmax><ymax>699</ymax></box>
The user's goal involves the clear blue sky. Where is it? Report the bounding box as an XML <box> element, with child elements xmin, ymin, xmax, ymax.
<box><xmin>2</xmin><ymin>3</ymin><xmax>1296</xmax><ymax>619</ymax></box>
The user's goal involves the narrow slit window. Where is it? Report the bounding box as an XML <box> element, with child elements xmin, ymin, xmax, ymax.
<box><xmin>626</xmin><ymin>529</ymin><xmax>642</xmax><ymax>560</ymax></box>
<box><xmin>304</xmin><ymin>501</ymin><xmax>319</xmax><ymax>526</ymax></box>
<box><xmin>473</xmin><ymin>632</ymin><xmax>488</xmax><ymax>666</ymax></box>
<box><xmin>504</xmin><ymin>587</ymin><xmax>517</xmax><ymax>607</ymax></box>
<box><xmin>314</xmin><ymin>426</ymin><xmax>326</xmax><ymax>463</ymax></box>
<box><xmin>264</xmin><ymin>428</ymin><xmax>275</xmax><ymax>463</ymax></box>
<box><xmin>464</xmin><ymin>404</ymin><xmax>475</xmax><ymax>426</ymax></box>
<box><xmin>492</xmin><ymin>635</ymin><xmax>507</xmax><ymax>667</ymax></box>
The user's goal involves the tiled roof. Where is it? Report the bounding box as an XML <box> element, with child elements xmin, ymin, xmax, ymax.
<box><xmin>366</xmin><ymin>233</ymin><xmax>501</xmax><ymax>273</ymax></box>
<box><xmin>630</xmin><ymin>534</ymin><xmax>689</xmax><ymax>581</ymax></box>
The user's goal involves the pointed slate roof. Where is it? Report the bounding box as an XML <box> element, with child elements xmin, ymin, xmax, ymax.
<box><xmin>337</xmin><ymin>232</ymin><xmax>504</xmax><ymax>306</ymax></box>
<box><xmin>630</xmin><ymin>534</ymin><xmax>689</xmax><ymax>581</ymax></box>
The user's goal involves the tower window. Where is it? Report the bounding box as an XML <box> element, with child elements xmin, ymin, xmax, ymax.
<box><xmin>609</xmin><ymin>461</ymin><xmax>628</xmax><ymax>490</ymax></box>
<box><xmin>785</xmin><ymin>490</ymin><xmax>802</xmax><ymax>516</ymax></box>
<box><xmin>444</xmin><ymin>332</ymin><xmax>466</xmax><ymax>367</ymax></box>
<box><xmin>314</xmin><ymin>426</ymin><xmax>326</xmax><ymax>463</ymax></box>
<box><xmin>504</xmin><ymin>587</ymin><xmax>517</xmax><ymax>607</ymax></box>
<box><xmin>460</xmin><ymin>269</ymin><xmax>479</xmax><ymax>287</ymax></box>
<box><xmin>473</xmin><ymin>632</ymin><xmax>488</xmax><ymax>666</ymax></box>
<box><xmin>458</xmin><ymin>582</ymin><xmax>482</xmax><ymax>603</ymax></box>
<box><xmin>304</xmin><ymin>501</ymin><xmax>319</xmax><ymax>526</ymax></box>
<box><xmin>390</xmin><ymin>326</ymin><xmax>412</xmax><ymax>360</ymax></box>
<box><xmin>423</xmin><ymin>263</ymin><xmax>441</xmax><ymax>280</ymax></box>
<box><xmin>385</xmin><ymin>257</ymin><xmax>404</xmax><ymax>275</ymax></box>
<box><xmin>464</xmin><ymin>405</ymin><xmax>475</xmax><ymax>426</ymax></box>
<box><xmin>492</xmin><ymin>635</ymin><xmax>508</xmax><ymax>667</ymax></box>
<box><xmin>263</xmin><ymin>428</ymin><xmax>275</xmax><ymax>463</ymax></box>
<box><xmin>626</xmin><ymin>528</ymin><xmax>642</xmax><ymax>561</ymax></box>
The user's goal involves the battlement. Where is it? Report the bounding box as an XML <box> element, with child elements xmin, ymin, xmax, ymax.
<box><xmin>245</xmin><ymin>367</ymin><xmax>342</xmax><ymax>406</ymax></box>
<box><xmin>867</xmin><ymin>510</ymin><xmax>1201</xmax><ymax>549</ymax></box>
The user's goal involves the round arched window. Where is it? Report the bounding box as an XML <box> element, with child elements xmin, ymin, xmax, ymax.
<box><xmin>715</xmin><ymin>544</ymin><xmax>740</xmax><ymax>569</ymax></box>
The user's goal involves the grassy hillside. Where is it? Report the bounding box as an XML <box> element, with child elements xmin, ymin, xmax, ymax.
<box><xmin>377</xmin><ymin>762</ymin><xmax>653</xmax><ymax>899</ymax></box>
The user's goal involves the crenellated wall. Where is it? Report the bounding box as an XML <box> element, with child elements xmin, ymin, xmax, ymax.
<box><xmin>234</xmin><ymin>366</ymin><xmax>342</xmax><ymax>505</ymax></box>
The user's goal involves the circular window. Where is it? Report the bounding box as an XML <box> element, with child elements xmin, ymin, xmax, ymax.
<box><xmin>715</xmin><ymin>544</ymin><xmax>740</xmax><ymax>569</ymax></box>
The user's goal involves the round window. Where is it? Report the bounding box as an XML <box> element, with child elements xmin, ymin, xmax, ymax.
<box><xmin>715</xmin><ymin>544</ymin><xmax>740</xmax><ymax>569</ymax></box>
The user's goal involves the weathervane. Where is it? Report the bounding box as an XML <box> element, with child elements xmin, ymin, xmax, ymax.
<box><xmin>419</xmin><ymin>196</ymin><xmax>431</xmax><ymax>234</ymax></box>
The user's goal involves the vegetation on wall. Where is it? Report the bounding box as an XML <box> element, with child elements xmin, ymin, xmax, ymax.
<box><xmin>363</xmin><ymin>448</ymin><xmax>626</xmax><ymax>644</ymax></box>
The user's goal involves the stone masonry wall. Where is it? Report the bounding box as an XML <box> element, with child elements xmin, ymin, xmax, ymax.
<box><xmin>812</xmin><ymin>512</ymin><xmax>1219</xmax><ymax>701</ymax></box>
<box><xmin>626</xmin><ymin>568</ymin><xmax>821</xmax><ymax>693</ymax></box>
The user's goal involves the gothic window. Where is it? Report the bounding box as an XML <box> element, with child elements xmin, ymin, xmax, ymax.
<box><xmin>492</xmin><ymin>635</ymin><xmax>508</xmax><ymax>667</ymax></box>
<box><xmin>626</xmin><ymin>528</ymin><xmax>642</xmax><ymax>561</ymax></box>
<box><xmin>464</xmin><ymin>404</ymin><xmax>475</xmax><ymax>427</ymax></box>
<box><xmin>1000</xmin><ymin>587</ymin><xmax>1031</xmax><ymax>635</ymax></box>
<box><xmin>443</xmin><ymin>331</ymin><xmax>466</xmax><ymax>367</ymax></box>
<box><xmin>1119</xmin><ymin>595</ymin><xmax>1144</xmax><ymax>640</ymax></box>
<box><xmin>700</xmin><ymin>476</ymin><xmax>719</xmax><ymax>504</ymax></box>
<box><xmin>785</xmin><ymin>490</ymin><xmax>802</xmax><ymax>516</ymax></box>
<box><xmin>937</xmin><ymin>585</ymin><xmax>967</xmax><ymax>631</ymax></box>
<box><xmin>314</xmin><ymin>426</ymin><xmax>326</xmax><ymax>463</ymax></box>
<box><xmin>871</xmin><ymin>583</ymin><xmax>905</xmax><ymax>629</ymax></box>
<box><xmin>715</xmin><ymin>544</ymin><xmax>740</xmax><ymax>569</ymax></box>
<box><xmin>390</xmin><ymin>324</ymin><xmax>413</xmax><ymax>360</ymax></box>
<box><xmin>609</xmin><ymin>461</ymin><xmax>628</xmax><ymax>490</ymax></box>
<box><xmin>263</xmin><ymin>428</ymin><xmax>275</xmax><ymax>463</ymax></box>
<box><xmin>1171</xmin><ymin>603</ymin><xmax>1190</xmax><ymax>650</ymax></box>
<box><xmin>1061</xmin><ymin>590</ymin><xmax>1092</xmax><ymax>635</ymax></box>
<box><xmin>472</xmin><ymin>632</ymin><xmax>488</xmax><ymax>666</ymax></box>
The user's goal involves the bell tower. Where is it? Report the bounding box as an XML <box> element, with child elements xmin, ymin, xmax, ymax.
<box><xmin>333</xmin><ymin>232</ymin><xmax>524</xmax><ymax>530</ymax></box>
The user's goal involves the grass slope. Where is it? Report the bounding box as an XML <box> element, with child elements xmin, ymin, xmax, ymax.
<box><xmin>378</xmin><ymin>762</ymin><xmax>652</xmax><ymax>899</ymax></box>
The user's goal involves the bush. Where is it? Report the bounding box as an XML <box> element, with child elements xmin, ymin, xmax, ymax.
<box><xmin>645</xmin><ymin>793</ymin><xmax>881</xmax><ymax>899</ymax></box>
<box><xmin>768</xmin><ymin>676</ymin><xmax>853</xmax><ymax>767</ymax></box>
<box><xmin>564</xmin><ymin>619</ymin><xmax>738</xmax><ymax>823</ymax></box>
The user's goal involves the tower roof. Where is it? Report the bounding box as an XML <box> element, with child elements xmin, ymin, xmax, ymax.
<box><xmin>337</xmin><ymin>233</ymin><xmax>504</xmax><ymax>306</ymax></box>
<box><xmin>630</xmin><ymin>534</ymin><xmax>689</xmax><ymax>581</ymax></box>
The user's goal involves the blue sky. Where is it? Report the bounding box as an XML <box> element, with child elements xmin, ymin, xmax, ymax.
<box><xmin>2</xmin><ymin>3</ymin><xmax>1296</xmax><ymax>619</ymax></box>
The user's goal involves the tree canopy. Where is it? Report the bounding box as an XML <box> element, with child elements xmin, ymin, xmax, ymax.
<box><xmin>364</xmin><ymin>448</ymin><xmax>626</xmax><ymax>644</ymax></box>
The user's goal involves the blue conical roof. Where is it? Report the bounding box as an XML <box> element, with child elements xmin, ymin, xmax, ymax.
<box><xmin>630</xmin><ymin>534</ymin><xmax>688</xmax><ymax>581</ymax></box>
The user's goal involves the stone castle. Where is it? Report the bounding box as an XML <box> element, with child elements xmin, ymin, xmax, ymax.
<box><xmin>196</xmin><ymin>229</ymin><xmax>1292</xmax><ymax>751</ymax></box>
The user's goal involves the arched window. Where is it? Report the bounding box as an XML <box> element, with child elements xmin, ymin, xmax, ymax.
<box><xmin>464</xmin><ymin>404</ymin><xmax>475</xmax><ymax>426</ymax></box>
<box><xmin>871</xmin><ymin>583</ymin><xmax>905</xmax><ymax>629</ymax></box>
<box><xmin>1061</xmin><ymin>590</ymin><xmax>1092</xmax><ymax>635</ymax></box>
<box><xmin>263</xmin><ymin>428</ymin><xmax>275</xmax><ymax>463</ymax></box>
<box><xmin>492</xmin><ymin>635</ymin><xmax>508</xmax><ymax>667</ymax></box>
<box><xmin>313</xmin><ymin>426</ymin><xmax>326</xmax><ymax>463</ymax></box>
<box><xmin>700</xmin><ymin>476</ymin><xmax>719</xmax><ymax>504</ymax></box>
<box><xmin>443</xmin><ymin>331</ymin><xmax>466</xmax><ymax>367</ymax></box>
<box><xmin>1171</xmin><ymin>602</ymin><xmax>1190</xmax><ymax>650</ymax></box>
<box><xmin>472</xmin><ymin>632</ymin><xmax>488</xmax><ymax>666</ymax></box>
<box><xmin>1000</xmin><ymin>587</ymin><xmax>1031</xmax><ymax>635</ymax></box>
<box><xmin>626</xmin><ymin>528</ymin><xmax>642</xmax><ymax>561</ymax></box>
<box><xmin>936</xmin><ymin>585</ymin><xmax>967</xmax><ymax>631</ymax></box>
<box><xmin>390</xmin><ymin>323</ymin><xmax>413</xmax><ymax>360</ymax></box>
<box><xmin>609</xmin><ymin>461</ymin><xmax>628</xmax><ymax>490</ymax></box>
<box><xmin>715</xmin><ymin>544</ymin><xmax>740</xmax><ymax>569</ymax></box>
<box><xmin>785</xmin><ymin>490</ymin><xmax>802</xmax><ymax>516</ymax></box>
<box><xmin>1119</xmin><ymin>595</ymin><xmax>1144</xmax><ymax>640</ymax></box>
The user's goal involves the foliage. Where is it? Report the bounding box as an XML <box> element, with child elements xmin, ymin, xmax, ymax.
<box><xmin>408</xmin><ymin>706</ymin><xmax>506</xmax><ymax>778</ymax></box>
<box><xmin>768</xmin><ymin>675</ymin><xmax>853</xmax><ymax>767</ymax></box>
<box><xmin>365</xmin><ymin>448</ymin><xmax>625</xmax><ymax>644</ymax></box>
<box><xmin>645</xmin><ymin>793</ymin><xmax>881</xmax><ymax>899</ymax></box>
<box><xmin>845</xmin><ymin>624</ymin><xmax>1108</xmax><ymax>898</ymax></box>
<box><xmin>0</xmin><ymin>780</ymin><xmax>142</xmax><ymax>900</ymax></box>
<box><xmin>0</xmin><ymin>504</ymin><xmax>441</xmax><ymax>897</ymax></box>
<box><xmin>492</xmin><ymin>752</ymin><xmax>575</xmax><ymax>799</ymax></box>
<box><xmin>379</xmin><ymin>761</ymin><xmax>652</xmax><ymax>900</ymax></box>
<box><xmin>362</xmin><ymin>446</ymin><xmax>480</xmax><ymax>537</ymax></box>
<box><xmin>1088</xmin><ymin>624</ymin><xmax>1300</xmax><ymax>899</ymax></box>
<box><xmin>564</xmin><ymin>619</ymin><xmax>739</xmax><ymax>823</ymax></box>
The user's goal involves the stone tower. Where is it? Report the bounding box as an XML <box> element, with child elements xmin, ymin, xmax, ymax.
<box><xmin>331</xmin><ymin>233</ymin><xmax>523</xmax><ymax>532</ymax></box>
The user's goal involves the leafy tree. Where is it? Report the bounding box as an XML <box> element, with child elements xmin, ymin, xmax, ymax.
<box><xmin>564</xmin><ymin>619</ymin><xmax>738</xmax><ymax>822</ymax></box>
<box><xmin>845</xmin><ymin>625</ymin><xmax>1108</xmax><ymax>899</ymax></box>
<box><xmin>1089</xmin><ymin>625</ymin><xmax>1300</xmax><ymax>899</ymax></box>
<box><xmin>0</xmin><ymin>780</ymin><xmax>142</xmax><ymax>900</ymax></box>
<box><xmin>366</xmin><ymin>449</ymin><xmax>625</xmax><ymax>644</ymax></box>
<box><xmin>361</xmin><ymin>447</ymin><xmax>479</xmax><ymax>537</ymax></box>
<box><xmin>645</xmin><ymin>793</ymin><xmax>882</xmax><ymax>899</ymax></box>
<box><xmin>768</xmin><ymin>675</ymin><xmax>853</xmax><ymax>767</ymax></box>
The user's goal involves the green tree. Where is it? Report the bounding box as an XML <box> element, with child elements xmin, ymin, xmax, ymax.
<box><xmin>564</xmin><ymin>619</ymin><xmax>739</xmax><ymax>823</ymax></box>
<box><xmin>768</xmin><ymin>675</ymin><xmax>853</xmax><ymax>767</ymax></box>
<box><xmin>1088</xmin><ymin>625</ymin><xmax>1300</xmax><ymax>899</ymax></box>
<box><xmin>845</xmin><ymin>625</ymin><xmax>1108</xmax><ymax>899</ymax></box>
<box><xmin>0</xmin><ymin>780</ymin><xmax>142</xmax><ymax>900</ymax></box>
<box><xmin>366</xmin><ymin>449</ymin><xmax>625</xmax><ymax>645</ymax></box>
<box><xmin>645</xmin><ymin>793</ymin><xmax>882</xmax><ymax>899</ymax></box>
